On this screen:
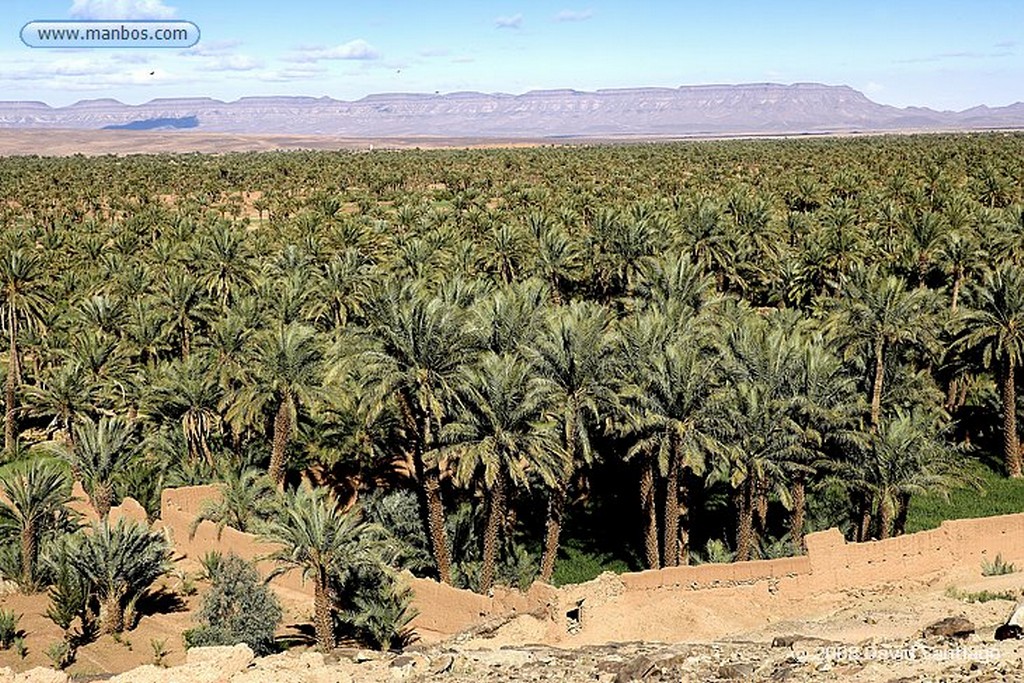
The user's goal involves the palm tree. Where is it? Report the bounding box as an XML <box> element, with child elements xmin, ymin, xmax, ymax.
<box><xmin>955</xmin><ymin>266</ymin><xmax>1024</xmax><ymax>477</ymax></box>
<box><xmin>358</xmin><ymin>282</ymin><xmax>483</xmax><ymax>585</ymax></box>
<box><xmin>190</xmin><ymin>468</ymin><xmax>277</xmax><ymax>538</ymax></box>
<box><xmin>227</xmin><ymin>323</ymin><xmax>324</xmax><ymax>486</ymax></box>
<box><xmin>58</xmin><ymin>416</ymin><xmax>137</xmax><ymax>518</ymax></box>
<box><xmin>529</xmin><ymin>302</ymin><xmax>619</xmax><ymax>582</ymax></box>
<box><xmin>0</xmin><ymin>249</ymin><xmax>51</xmax><ymax>454</ymax></box>
<box><xmin>863</xmin><ymin>409</ymin><xmax>961</xmax><ymax>538</ymax></box>
<box><xmin>66</xmin><ymin>519</ymin><xmax>171</xmax><ymax>633</ymax></box>
<box><xmin>150</xmin><ymin>355</ymin><xmax>223</xmax><ymax>468</ymax></box>
<box><xmin>0</xmin><ymin>460</ymin><xmax>73</xmax><ymax>591</ymax></box>
<box><xmin>618</xmin><ymin>335</ymin><xmax>718</xmax><ymax>567</ymax></box>
<box><xmin>442</xmin><ymin>352</ymin><xmax>562</xmax><ymax>591</ymax></box>
<box><xmin>830</xmin><ymin>268</ymin><xmax>940</xmax><ymax>432</ymax></box>
<box><xmin>23</xmin><ymin>361</ymin><xmax>94</xmax><ymax>450</ymax></box>
<box><xmin>262</xmin><ymin>486</ymin><xmax>386</xmax><ymax>651</ymax></box>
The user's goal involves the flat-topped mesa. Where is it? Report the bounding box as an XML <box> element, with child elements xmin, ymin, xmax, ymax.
<box><xmin>1</xmin><ymin>83</ymin><xmax>1021</xmax><ymax>136</ymax></box>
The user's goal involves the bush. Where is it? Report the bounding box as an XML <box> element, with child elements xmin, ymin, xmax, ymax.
<box><xmin>335</xmin><ymin>566</ymin><xmax>417</xmax><ymax>651</ymax></box>
<box><xmin>982</xmin><ymin>553</ymin><xmax>1017</xmax><ymax>577</ymax></box>
<box><xmin>0</xmin><ymin>609</ymin><xmax>21</xmax><ymax>649</ymax></box>
<box><xmin>183</xmin><ymin>553</ymin><xmax>282</xmax><ymax>656</ymax></box>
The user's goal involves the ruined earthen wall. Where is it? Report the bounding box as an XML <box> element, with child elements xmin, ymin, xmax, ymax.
<box><xmin>156</xmin><ymin>486</ymin><xmax>1024</xmax><ymax>642</ymax></box>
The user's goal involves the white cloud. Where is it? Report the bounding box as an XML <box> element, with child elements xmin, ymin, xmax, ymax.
<box><xmin>180</xmin><ymin>40</ymin><xmax>243</xmax><ymax>57</ymax></box>
<box><xmin>495</xmin><ymin>14</ymin><xmax>523</xmax><ymax>29</ymax></box>
<box><xmin>205</xmin><ymin>55</ymin><xmax>264</xmax><ymax>72</ymax></box>
<box><xmin>286</xmin><ymin>39</ymin><xmax>382</xmax><ymax>63</ymax></box>
<box><xmin>554</xmin><ymin>9</ymin><xmax>592</xmax><ymax>22</ymax></box>
<box><xmin>69</xmin><ymin>0</ymin><xmax>176</xmax><ymax>20</ymax></box>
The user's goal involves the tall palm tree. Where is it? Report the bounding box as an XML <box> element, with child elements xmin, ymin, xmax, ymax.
<box><xmin>955</xmin><ymin>266</ymin><xmax>1024</xmax><ymax>477</ymax></box>
<box><xmin>262</xmin><ymin>486</ymin><xmax>385</xmax><ymax>651</ymax></box>
<box><xmin>861</xmin><ymin>409</ymin><xmax>961</xmax><ymax>538</ymax></box>
<box><xmin>150</xmin><ymin>355</ymin><xmax>223</xmax><ymax>468</ymax></box>
<box><xmin>618</xmin><ymin>335</ymin><xmax>718</xmax><ymax>568</ymax></box>
<box><xmin>0</xmin><ymin>249</ymin><xmax>51</xmax><ymax>454</ymax></box>
<box><xmin>227</xmin><ymin>323</ymin><xmax>324</xmax><ymax>486</ymax></box>
<box><xmin>830</xmin><ymin>268</ymin><xmax>940</xmax><ymax>432</ymax></box>
<box><xmin>359</xmin><ymin>282</ymin><xmax>483</xmax><ymax>585</ymax></box>
<box><xmin>0</xmin><ymin>460</ymin><xmax>72</xmax><ymax>591</ymax></box>
<box><xmin>529</xmin><ymin>302</ymin><xmax>619</xmax><ymax>582</ymax></box>
<box><xmin>442</xmin><ymin>352</ymin><xmax>563</xmax><ymax>591</ymax></box>
<box><xmin>58</xmin><ymin>415</ymin><xmax>137</xmax><ymax>518</ymax></box>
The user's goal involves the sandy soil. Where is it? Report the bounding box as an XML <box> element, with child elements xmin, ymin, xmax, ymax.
<box><xmin>0</xmin><ymin>559</ymin><xmax>1021</xmax><ymax>680</ymax></box>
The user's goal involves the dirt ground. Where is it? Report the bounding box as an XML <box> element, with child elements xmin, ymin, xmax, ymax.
<box><xmin>0</xmin><ymin>557</ymin><xmax>1022</xmax><ymax>680</ymax></box>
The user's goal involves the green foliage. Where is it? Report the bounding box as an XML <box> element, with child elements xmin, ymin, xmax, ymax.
<box><xmin>64</xmin><ymin>519</ymin><xmax>172</xmax><ymax>634</ymax></box>
<box><xmin>907</xmin><ymin>463</ymin><xmax>1024</xmax><ymax>533</ymax></box>
<box><xmin>150</xmin><ymin>638</ymin><xmax>169</xmax><ymax>667</ymax></box>
<box><xmin>0</xmin><ymin>609</ymin><xmax>21</xmax><ymax>649</ymax></box>
<box><xmin>550</xmin><ymin>542</ymin><xmax>630</xmax><ymax>587</ymax></box>
<box><xmin>982</xmin><ymin>553</ymin><xmax>1018</xmax><ymax>577</ymax></box>
<box><xmin>44</xmin><ymin>543</ymin><xmax>97</xmax><ymax>645</ymax></box>
<box><xmin>44</xmin><ymin>640</ymin><xmax>73</xmax><ymax>669</ymax></box>
<box><xmin>337</xmin><ymin>568</ymin><xmax>418</xmax><ymax>651</ymax></box>
<box><xmin>183</xmin><ymin>554</ymin><xmax>281</xmax><ymax>656</ymax></box>
<box><xmin>946</xmin><ymin>586</ymin><xmax>1018</xmax><ymax>603</ymax></box>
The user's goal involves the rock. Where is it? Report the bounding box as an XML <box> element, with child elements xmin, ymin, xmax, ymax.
<box><xmin>717</xmin><ymin>662</ymin><xmax>756</xmax><ymax>679</ymax></box>
<box><xmin>996</xmin><ymin>623</ymin><xmax>1024</xmax><ymax>640</ymax></box>
<box><xmin>430</xmin><ymin>654</ymin><xmax>455</xmax><ymax>674</ymax></box>
<box><xmin>465</xmin><ymin>648</ymin><xmax>535</xmax><ymax>667</ymax></box>
<box><xmin>186</xmin><ymin>643</ymin><xmax>256</xmax><ymax>671</ymax></box>
<box><xmin>389</xmin><ymin>653</ymin><xmax>429</xmax><ymax>679</ymax></box>
<box><xmin>614</xmin><ymin>654</ymin><xmax>657</xmax><ymax>682</ymax></box>
<box><xmin>922</xmin><ymin>616</ymin><xmax>975</xmax><ymax>639</ymax></box>
<box><xmin>12</xmin><ymin>668</ymin><xmax>70</xmax><ymax>683</ymax></box>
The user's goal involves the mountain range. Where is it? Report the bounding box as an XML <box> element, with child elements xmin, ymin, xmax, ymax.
<box><xmin>1</xmin><ymin>83</ymin><xmax>1023</xmax><ymax>139</ymax></box>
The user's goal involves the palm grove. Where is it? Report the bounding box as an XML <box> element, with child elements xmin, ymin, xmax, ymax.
<box><xmin>0</xmin><ymin>134</ymin><xmax>1023</xmax><ymax>648</ymax></box>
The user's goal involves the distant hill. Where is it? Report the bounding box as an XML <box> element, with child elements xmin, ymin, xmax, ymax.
<box><xmin>2</xmin><ymin>83</ymin><xmax>1023</xmax><ymax>138</ymax></box>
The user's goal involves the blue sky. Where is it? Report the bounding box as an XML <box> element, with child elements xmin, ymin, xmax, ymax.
<box><xmin>3</xmin><ymin>0</ymin><xmax>1022</xmax><ymax>110</ymax></box>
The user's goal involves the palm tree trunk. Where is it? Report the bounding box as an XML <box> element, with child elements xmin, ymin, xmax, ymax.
<box><xmin>640</xmin><ymin>457</ymin><xmax>659</xmax><ymax>569</ymax></box>
<box><xmin>878</xmin><ymin>495</ymin><xmax>894</xmax><ymax>540</ymax></box>
<box><xmin>20</xmin><ymin>523</ymin><xmax>35</xmax><ymax>591</ymax></box>
<box><xmin>5</xmin><ymin>306</ymin><xmax>18</xmax><ymax>454</ymax></box>
<box><xmin>100</xmin><ymin>586</ymin><xmax>126</xmax><ymax>634</ymax></box>
<box><xmin>893</xmin><ymin>491</ymin><xmax>912</xmax><ymax>536</ymax></box>
<box><xmin>92</xmin><ymin>481</ymin><xmax>113</xmax><ymax>519</ymax></box>
<box><xmin>677</xmin><ymin>475</ymin><xmax>691</xmax><ymax>566</ymax></box>
<box><xmin>414</xmin><ymin>400</ymin><xmax>453</xmax><ymax>586</ymax></box>
<box><xmin>662</xmin><ymin>454</ymin><xmax>680</xmax><ymax>567</ymax></box>
<box><xmin>870</xmin><ymin>337</ymin><xmax>885</xmax><ymax>433</ymax></box>
<box><xmin>735</xmin><ymin>480</ymin><xmax>754</xmax><ymax>562</ymax></box>
<box><xmin>790</xmin><ymin>477</ymin><xmax>807</xmax><ymax>553</ymax></box>
<box><xmin>268</xmin><ymin>393</ymin><xmax>293</xmax><ymax>486</ymax></box>
<box><xmin>1002</xmin><ymin>357</ymin><xmax>1022</xmax><ymax>478</ymax></box>
<box><xmin>851</xmin><ymin>490</ymin><xmax>873</xmax><ymax>542</ymax></box>
<box><xmin>313</xmin><ymin>577</ymin><xmax>334</xmax><ymax>651</ymax></box>
<box><xmin>480</xmin><ymin>472</ymin><xmax>505</xmax><ymax>593</ymax></box>
<box><xmin>539</xmin><ymin>484</ymin><xmax>566</xmax><ymax>583</ymax></box>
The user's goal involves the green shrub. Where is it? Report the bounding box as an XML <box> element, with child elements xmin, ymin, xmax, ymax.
<box><xmin>982</xmin><ymin>553</ymin><xmax>1017</xmax><ymax>577</ymax></box>
<box><xmin>336</xmin><ymin>566</ymin><xmax>417</xmax><ymax>651</ymax></box>
<box><xmin>0</xmin><ymin>609</ymin><xmax>21</xmax><ymax>649</ymax></box>
<box><xmin>183</xmin><ymin>553</ymin><xmax>281</xmax><ymax>656</ymax></box>
<box><xmin>45</xmin><ymin>640</ymin><xmax>73</xmax><ymax>669</ymax></box>
<box><xmin>946</xmin><ymin>586</ymin><xmax>1018</xmax><ymax>603</ymax></box>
